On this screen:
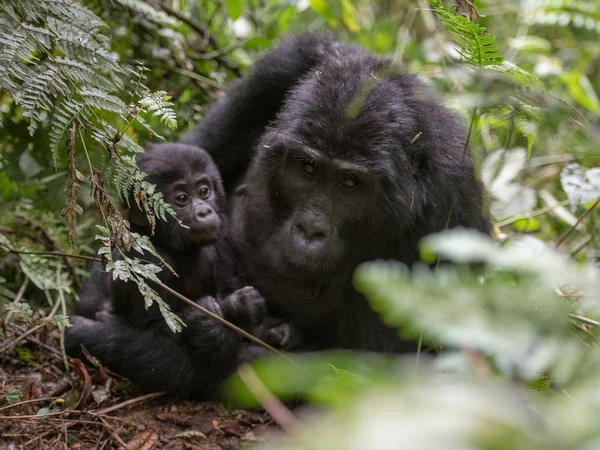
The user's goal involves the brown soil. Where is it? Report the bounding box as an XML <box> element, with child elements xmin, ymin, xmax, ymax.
<box><xmin>0</xmin><ymin>319</ymin><xmax>278</xmax><ymax>449</ymax></box>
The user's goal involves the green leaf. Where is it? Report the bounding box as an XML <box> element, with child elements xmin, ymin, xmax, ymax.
<box><xmin>512</xmin><ymin>218</ymin><xmax>541</xmax><ymax>233</ymax></box>
<box><xmin>226</xmin><ymin>0</ymin><xmax>244</xmax><ymax>20</ymax></box>
<box><xmin>310</xmin><ymin>0</ymin><xmax>336</xmax><ymax>27</ymax></box>
<box><xmin>6</xmin><ymin>388</ymin><xmax>22</xmax><ymax>405</ymax></box>
<box><xmin>341</xmin><ymin>0</ymin><xmax>360</xmax><ymax>32</ymax></box>
<box><xmin>560</xmin><ymin>71</ymin><xmax>600</xmax><ymax>113</ymax></box>
<box><xmin>428</xmin><ymin>0</ymin><xmax>503</xmax><ymax>68</ymax></box>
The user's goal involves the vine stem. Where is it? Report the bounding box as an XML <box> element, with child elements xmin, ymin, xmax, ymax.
<box><xmin>555</xmin><ymin>197</ymin><xmax>600</xmax><ymax>249</ymax></box>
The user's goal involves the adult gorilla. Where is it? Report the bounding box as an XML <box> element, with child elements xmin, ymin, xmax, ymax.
<box><xmin>185</xmin><ymin>33</ymin><xmax>491</xmax><ymax>353</ymax></box>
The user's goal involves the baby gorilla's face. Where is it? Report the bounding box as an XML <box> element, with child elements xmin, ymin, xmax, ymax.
<box><xmin>136</xmin><ymin>143</ymin><xmax>228</xmax><ymax>251</ymax></box>
<box><xmin>164</xmin><ymin>172</ymin><xmax>221</xmax><ymax>244</ymax></box>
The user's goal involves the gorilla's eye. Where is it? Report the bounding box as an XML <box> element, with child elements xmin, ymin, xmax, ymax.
<box><xmin>175</xmin><ymin>193</ymin><xmax>189</xmax><ymax>205</ymax></box>
<box><xmin>199</xmin><ymin>186</ymin><xmax>211</xmax><ymax>199</ymax></box>
<box><xmin>341</xmin><ymin>175</ymin><xmax>356</xmax><ymax>189</ymax></box>
<box><xmin>302</xmin><ymin>160</ymin><xmax>317</xmax><ymax>175</ymax></box>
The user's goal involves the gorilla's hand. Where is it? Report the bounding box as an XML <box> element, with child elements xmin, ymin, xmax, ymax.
<box><xmin>183</xmin><ymin>296</ymin><xmax>239</xmax><ymax>352</ymax></box>
<box><xmin>220</xmin><ymin>286</ymin><xmax>266</xmax><ymax>331</ymax></box>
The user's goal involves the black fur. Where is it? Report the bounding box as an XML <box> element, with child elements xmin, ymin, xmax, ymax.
<box><xmin>69</xmin><ymin>33</ymin><xmax>491</xmax><ymax>399</ymax></box>
<box><xmin>66</xmin><ymin>144</ymin><xmax>277</xmax><ymax>399</ymax></box>
<box><xmin>191</xmin><ymin>34</ymin><xmax>492</xmax><ymax>352</ymax></box>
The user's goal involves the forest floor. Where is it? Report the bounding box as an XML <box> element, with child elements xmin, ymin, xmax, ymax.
<box><xmin>0</xmin><ymin>315</ymin><xmax>278</xmax><ymax>450</ymax></box>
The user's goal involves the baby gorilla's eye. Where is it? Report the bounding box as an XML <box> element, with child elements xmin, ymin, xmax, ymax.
<box><xmin>176</xmin><ymin>193</ymin><xmax>188</xmax><ymax>205</ymax></box>
<box><xmin>199</xmin><ymin>186</ymin><xmax>211</xmax><ymax>199</ymax></box>
<box><xmin>341</xmin><ymin>175</ymin><xmax>356</xmax><ymax>189</ymax></box>
<box><xmin>302</xmin><ymin>160</ymin><xmax>317</xmax><ymax>175</ymax></box>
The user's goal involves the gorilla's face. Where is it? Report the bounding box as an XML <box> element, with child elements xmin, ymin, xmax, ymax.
<box><xmin>237</xmin><ymin>61</ymin><xmax>426</xmax><ymax>280</ymax></box>
<box><xmin>266</xmin><ymin>145</ymin><xmax>380</xmax><ymax>272</ymax></box>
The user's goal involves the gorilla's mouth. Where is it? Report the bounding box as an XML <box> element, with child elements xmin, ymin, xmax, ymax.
<box><xmin>186</xmin><ymin>227</ymin><xmax>218</xmax><ymax>244</ymax></box>
<box><xmin>283</xmin><ymin>246</ymin><xmax>341</xmax><ymax>274</ymax></box>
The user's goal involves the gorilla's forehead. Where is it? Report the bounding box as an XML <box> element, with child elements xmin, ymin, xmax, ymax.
<box><xmin>273</xmin><ymin>57</ymin><xmax>421</xmax><ymax>167</ymax></box>
<box><xmin>138</xmin><ymin>144</ymin><xmax>217</xmax><ymax>182</ymax></box>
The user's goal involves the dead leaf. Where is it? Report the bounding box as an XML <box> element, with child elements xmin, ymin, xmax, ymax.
<box><xmin>156</xmin><ymin>411</ymin><xmax>188</xmax><ymax>425</ymax></box>
<box><xmin>173</xmin><ymin>430</ymin><xmax>207</xmax><ymax>440</ymax></box>
<box><xmin>120</xmin><ymin>429</ymin><xmax>158</xmax><ymax>450</ymax></box>
<box><xmin>221</xmin><ymin>421</ymin><xmax>248</xmax><ymax>437</ymax></box>
<box><xmin>183</xmin><ymin>444</ymin><xmax>203</xmax><ymax>450</ymax></box>
<box><xmin>28</xmin><ymin>376</ymin><xmax>43</xmax><ymax>399</ymax></box>
<box><xmin>71</xmin><ymin>358</ymin><xmax>92</xmax><ymax>409</ymax></box>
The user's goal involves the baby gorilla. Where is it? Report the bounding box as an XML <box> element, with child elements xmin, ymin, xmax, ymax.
<box><xmin>66</xmin><ymin>144</ymin><xmax>281</xmax><ymax>399</ymax></box>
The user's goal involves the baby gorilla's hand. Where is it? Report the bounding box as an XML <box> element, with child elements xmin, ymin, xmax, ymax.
<box><xmin>220</xmin><ymin>286</ymin><xmax>266</xmax><ymax>331</ymax></box>
<box><xmin>182</xmin><ymin>296</ymin><xmax>237</xmax><ymax>353</ymax></box>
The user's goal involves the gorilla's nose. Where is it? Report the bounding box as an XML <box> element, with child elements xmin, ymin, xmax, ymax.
<box><xmin>196</xmin><ymin>205</ymin><xmax>214</xmax><ymax>219</ymax></box>
<box><xmin>293</xmin><ymin>211</ymin><xmax>330</xmax><ymax>243</ymax></box>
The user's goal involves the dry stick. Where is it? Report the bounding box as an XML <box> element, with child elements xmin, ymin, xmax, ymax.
<box><xmin>0</xmin><ymin>247</ymin><xmax>101</xmax><ymax>262</ymax></box>
<box><xmin>151</xmin><ymin>279</ymin><xmax>287</xmax><ymax>358</ymax></box>
<box><xmin>0</xmin><ymin>397</ymin><xmax>58</xmax><ymax>413</ymax></box>
<box><xmin>95</xmin><ymin>392</ymin><xmax>166</xmax><ymax>415</ymax></box>
<box><xmin>0</xmin><ymin>409</ymin><xmax>83</xmax><ymax>420</ymax></box>
<box><xmin>571</xmin><ymin>235</ymin><xmax>594</xmax><ymax>257</ymax></box>
<box><xmin>237</xmin><ymin>363</ymin><xmax>302</xmax><ymax>434</ymax></box>
<box><xmin>556</xmin><ymin>197</ymin><xmax>600</xmax><ymax>249</ymax></box>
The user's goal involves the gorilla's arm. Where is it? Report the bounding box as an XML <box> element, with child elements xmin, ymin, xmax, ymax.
<box><xmin>183</xmin><ymin>34</ymin><xmax>355</xmax><ymax>192</ymax></box>
<box><xmin>66</xmin><ymin>314</ymin><xmax>239</xmax><ymax>399</ymax></box>
<box><xmin>74</xmin><ymin>261</ymin><xmax>112</xmax><ymax>320</ymax></box>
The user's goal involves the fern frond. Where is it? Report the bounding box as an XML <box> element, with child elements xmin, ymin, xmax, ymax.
<box><xmin>55</xmin><ymin>57</ymin><xmax>122</xmax><ymax>91</ymax></box>
<box><xmin>47</xmin><ymin>18</ymin><xmax>122</xmax><ymax>72</ymax></box>
<box><xmin>49</xmin><ymin>99</ymin><xmax>89</xmax><ymax>164</ymax></box>
<box><xmin>80</xmin><ymin>88</ymin><xmax>126</xmax><ymax>115</ymax></box>
<box><xmin>12</xmin><ymin>0</ymin><xmax>105</xmax><ymax>31</ymax></box>
<box><xmin>92</xmin><ymin>120</ymin><xmax>146</xmax><ymax>154</ymax></box>
<box><xmin>0</xmin><ymin>30</ymin><xmax>40</xmax><ymax>66</ymax></box>
<box><xmin>428</xmin><ymin>0</ymin><xmax>504</xmax><ymax>68</ymax></box>
<box><xmin>19</xmin><ymin>65</ymin><xmax>70</xmax><ymax>134</ymax></box>
<box><xmin>138</xmin><ymin>91</ymin><xmax>178</xmax><ymax>129</ymax></box>
<box><xmin>112</xmin><ymin>0</ymin><xmax>181</xmax><ymax>27</ymax></box>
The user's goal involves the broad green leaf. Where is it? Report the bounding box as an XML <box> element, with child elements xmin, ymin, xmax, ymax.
<box><xmin>226</xmin><ymin>0</ymin><xmax>244</xmax><ymax>20</ymax></box>
<box><xmin>341</xmin><ymin>0</ymin><xmax>360</xmax><ymax>32</ymax></box>
<box><xmin>310</xmin><ymin>0</ymin><xmax>336</xmax><ymax>27</ymax></box>
<box><xmin>560</xmin><ymin>71</ymin><xmax>600</xmax><ymax>113</ymax></box>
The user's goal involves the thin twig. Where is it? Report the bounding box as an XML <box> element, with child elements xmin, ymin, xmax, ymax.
<box><xmin>569</xmin><ymin>313</ymin><xmax>600</xmax><ymax>327</ymax></box>
<box><xmin>495</xmin><ymin>199</ymin><xmax>571</xmax><ymax>228</ymax></box>
<box><xmin>158</xmin><ymin>2</ymin><xmax>241</xmax><ymax>76</ymax></box>
<box><xmin>56</xmin><ymin>272</ymin><xmax>71</xmax><ymax>374</ymax></box>
<box><xmin>0</xmin><ymin>397</ymin><xmax>58</xmax><ymax>413</ymax></box>
<box><xmin>4</xmin><ymin>277</ymin><xmax>29</xmax><ymax>326</ymax></box>
<box><xmin>571</xmin><ymin>235</ymin><xmax>594</xmax><ymax>257</ymax></box>
<box><xmin>0</xmin><ymin>297</ymin><xmax>62</xmax><ymax>354</ymax></box>
<box><xmin>237</xmin><ymin>364</ymin><xmax>302</xmax><ymax>434</ymax></box>
<box><xmin>152</xmin><ymin>279</ymin><xmax>287</xmax><ymax>358</ymax></box>
<box><xmin>0</xmin><ymin>409</ymin><xmax>83</xmax><ymax>420</ymax></box>
<box><xmin>172</xmin><ymin>68</ymin><xmax>225</xmax><ymax>89</ymax></box>
<box><xmin>556</xmin><ymin>197</ymin><xmax>600</xmax><ymax>249</ymax></box>
<box><xmin>0</xmin><ymin>246</ymin><xmax>101</xmax><ymax>262</ymax></box>
<box><xmin>95</xmin><ymin>392</ymin><xmax>165</xmax><ymax>415</ymax></box>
